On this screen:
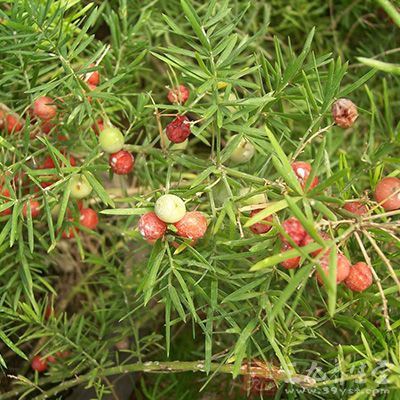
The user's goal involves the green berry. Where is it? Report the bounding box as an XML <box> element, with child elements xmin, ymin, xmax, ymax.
<box><xmin>70</xmin><ymin>174</ymin><xmax>93</xmax><ymax>199</ymax></box>
<box><xmin>99</xmin><ymin>127</ymin><xmax>125</xmax><ymax>154</ymax></box>
<box><xmin>239</xmin><ymin>188</ymin><xmax>266</xmax><ymax>205</ymax></box>
<box><xmin>154</xmin><ymin>194</ymin><xmax>186</xmax><ymax>223</ymax></box>
<box><xmin>228</xmin><ymin>135</ymin><xmax>255</xmax><ymax>164</ymax></box>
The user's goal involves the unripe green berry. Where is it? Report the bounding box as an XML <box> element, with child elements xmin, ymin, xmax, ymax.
<box><xmin>239</xmin><ymin>188</ymin><xmax>266</xmax><ymax>205</ymax></box>
<box><xmin>154</xmin><ymin>194</ymin><xmax>186</xmax><ymax>224</ymax></box>
<box><xmin>99</xmin><ymin>127</ymin><xmax>125</xmax><ymax>154</ymax></box>
<box><xmin>70</xmin><ymin>175</ymin><xmax>93</xmax><ymax>199</ymax></box>
<box><xmin>228</xmin><ymin>135</ymin><xmax>255</xmax><ymax>164</ymax></box>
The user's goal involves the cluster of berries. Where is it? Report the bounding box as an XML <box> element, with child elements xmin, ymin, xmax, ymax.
<box><xmin>165</xmin><ymin>85</ymin><xmax>192</xmax><ymax>144</ymax></box>
<box><xmin>138</xmin><ymin>194</ymin><xmax>207</xmax><ymax>245</ymax></box>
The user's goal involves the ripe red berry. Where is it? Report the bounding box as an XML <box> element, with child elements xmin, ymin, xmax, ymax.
<box><xmin>40</xmin><ymin>119</ymin><xmax>56</xmax><ymax>134</ymax></box>
<box><xmin>280</xmin><ymin>217</ymin><xmax>306</xmax><ymax>246</ymax></box>
<box><xmin>249</xmin><ymin>208</ymin><xmax>273</xmax><ymax>234</ymax></box>
<box><xmin>92</xmin><ymin>119</ymin><xmax>104</xmax><ymax>135</ymax></box>
<box><xmin>301</xmin><ymin>232</ymin><xmax>331</xmax><ymax>257</ymax></box>
<box><xmin>167</xmin><ymin>84</ymin><xmax>190</xmax><ymax>104</ymax></box>
<box><xmin>374</xmin><ymin>177</ymin><xmax>400</xmax><ymax>211</ymax></box>
<box><xmin>316</xmin><ymin>252</ymin><xmax>351</xmax><ymax>284</ymax></box>
<box><xmin>109</xmin><ymin>150</ymin><xmax>134</xmax><ymax>175</ymax></box>
<box><xmin>166</xmin><ymin>115</ymin><xmax>191</xmax><ymax>144</ymax></box>
<box><xmin>174</xmin><ymin>211</ymin><xmax>207</xmax><ymax>240</ymax></box>
<box><xmin>79</xmin><ymin>208</ymin><xmax>99</xmax><ymax>230</ymax></box>
<box><xmin>33</xmin><ymin>96</ymin><xmax>57</xmax><ymax>120</ymax></box>
<box><xmin>280</xmin><ymin>242</ymin><xmax>301</xmax><ymax>269</ymax></box>
<box><xmin>0</xmin><ymin>188</ymin><xmax>12</xmax><ymax>216</ymax></box>
<box><xmin>6</xmin><ymin>114</ymin><xmax>23</xmax><ymax>133</ymax></box>
<box><xmin>22</xmin><ymin>200</ymin><xmax>41</xmax><ymax>219</ymax></box>
<box><xmin>61</xmin><ymin>222</ymin><xmax>79</xmax><ymax>239</ymax></box>
<box><xmin>343</xmin><ymin>201</ymin><xmax>368</xmax><ymax>215</ymax></box>
<box><xmin>86</xmin><ymin>64</ymin><xmax>100</xmax><ymax>86</ymax></box>
<box><xmin>331</xmin><ymin>98</ymin><xmax>358</xmax><ymax>128</ymax></box>
<box><xmin>345</xmin><ymin>262</ymin><xmax>373</xmax><ymax>292</ymax></box>
<box><xmin>0</xmin><ymin>109</ymin><xmax>4</xmax><ymax>129</ymax></box>
<box><xmin>41</xmin><ymin>154</ymin><xmax>76</xmax><ymax>169</ymax></box>
<box><xmin>138</xmin><ymin>212</ymin><xmax>167</xmax><ymax>241</ymax></box>
<box><xmin>291</xmin><ymin>161</ymin><xmax>318</xmax><ymax>191</ymax></box>
<box><xmin>31</xmin><ymin>355</ymin><xmax>47</xmax><ymax>372</ymax></box>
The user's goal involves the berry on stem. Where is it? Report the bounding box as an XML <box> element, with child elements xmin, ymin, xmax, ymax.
<box><xmin>6</xmin><ymin>114</ymin><xmax>23</xmax><ymax>133</ymax></box>
<box><xmin>343</xmin><ymin>201</ymin><xmax>368</xmax><ymax>215</ymax></box>
<box><xmin>228</xmin><ymin>135</ymin><xmax>255</xmax><ymax>164</ymax></box>
<box><xmin>280</xmin><ymin>217</ymin><xmax>307</xmax><ymax>246</ymax></box>
<box><xmin>291</xmin><ymin>161</ymin><xmax>318</xmax><ymax>191</ymax></box>
<box><xmin>280</xmin><ymin>242</ymin><xmax>301</xmax><ymax>269</ymax></box>
<box><xmin>85</xmin><ymin>64</ymin><xmax>100</xmax><ymax>86</ymax></box>
<box><xmin>99</xmin><ymin>127</ymin><xmax>125</xmax><ymax>154</ymax></box>
<box><xmin>174</xmin><ymin>211</ymin><xmax>207</xmax><ymax>240</ymax></box>
<box><xmin>70</xmin><ymin>174</ymin><xmax>92</xmax><ymax>199</ymax></box>
<box><xmin>331</xmin><ymin>98</ymin><xmax>358</xmax><ymax>128</ymax></box>
<box><xmin>138</xmin><ymin>212</ymin><xmax>167</xmax><ymax>241</ymax></box>
<box><xmin>167</xmin><ymin>84</ymin><xmax>189</xmax><ymax>104</ymax></box>
<box><xmin>154</xmin><ymin>194</ymin><xmax>186</xmax><ymax>224</ymax></box>
<box><xmin>316</xmin><ymin>253</ymin><xmax>351</xmax><ymax>284</ymax></box>
<box><xmin>31</xmin><ymin>356</ymin><xmax>47</xmax><ymax>372</ymax></box>
<box><xmin>249</xmin><ymin>208</ymin><xmax>273</xmax><ymax>234</ymax></box>
<box><xmin>166</xmin><ymin>115</ymin><xmax>191</xmax><ymax>144</ymax></box>
<box><xmin>345</xmin><ymin>262</ymin><xmax>373</xmax><ymax>292</ymax></box>
<box><xmin>109</xmin><ymin>150</ymin><xmax>134</xmax><ymax>175</ymax></box>
<box><xmin>374</xmin><ymin>177</ymin><xmax>400</xmax><ymax>211</ymax></box>
<box><xmin>79</xmin><ymin>208</ymin><xmax>99</xmax><ymax>230</ymax></box>
<box><xmin>22</xmin><ymin>200</ymin><xmax>41</xmax><ymax>219</ymax></box>
<box><xmin>33</xmin><ymin>96</ymin><xmax>57</xmax><ymax>121</ymax></box>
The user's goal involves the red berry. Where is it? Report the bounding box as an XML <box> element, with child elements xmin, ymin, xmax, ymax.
<box><xmin>291</xmin><ymin>161</ymin><xmax>318</xmax><ymax>191</ymax></box>
<box><xmin>31</xmin><ymin>356</ymin><xmax>47</xmax><ymax>372</ymax></box>
<box><xmin>41</xmin><ymin>154</ymin><xmax>76</xmax><ymax>169</ymax></box>
<box><xmin>0</xmin><ymin>188</ymin><xmax>12</xmax><ymax>216</ymax></box>
<box><xmin>0</xmin><ymin>109</ymin><xmax>5</xmax><ymax>129</ymax></box>
<box><xmin>86</xmin><ymin>64</ymin><xmax>100</xmax><ymax>86</ymax></box>
<box><xmin>138</xmin><ymin>212</ymin><xmax>167</xmax><ymax>241</ymax></box>
<box><xmin>22</xmin><ymin>200</ymin><xmax>41</xmax><ymax>219</ymax></box>
<box><xmin>48</xmin><ymin>351</ymin><xmax>70</xmax><ymax>363</ymax></box>
<box><xmin>280</xmin><ymin>242</ymin><xmax>301</xmax><ymax>269</ymax></box>
<box><xmin>92</xmin><ymin>119</ymin><xmax>104</xmax><ymax>135</ymax></box>
<box><xmin>280</xmin><ymin>217</ymin><xmax>306</xmax><ymax>246</ymax></box>
<box><xmin>374</xmin><ymin>177</ymin><xmax>400</xmax><ymax>211</ymax></box>
<box><xmin>79</xmin><ymin>208</ymin><xmax>99</xmax><ymax>230</ymax></box>
<box><xmin>33</xmin><ymin>96</ymin><xmax>57</xmax><ymax>120</ymax></box>
<box><xmin>41</xmin><ymin>119</ymin><xmax>56</xmax><ymax>134</ymax></box>
<box><xmin>249</xmin><ymin>208</ymin><xmax>273</xmax><ymax>234</ymax></box>
<box><xmin>174</xmin><ymin>211</ymin><xmax>207</xmax><ymax>240</ymax></box>
<box><xmin>109</xmin><ymin>150</ymin><xmax>134</xmax><ymax>175</ymax></box>
<box><xmin>62</xmin><ymin>223</ymin><xmax>79</xmax><ymax>239</ymax></box>
<box><xmin>316</xmin><ymin>252</ymin><xmax>351</xmax><ymax>284</ymax></box>
<box><xmin>167</xmin><ymin>84</ymin><xmax>190</xmax><ymax>104</ymax></box>
<box><xmin>301</xmin><ymin>231</ymin><xmax>331</xmax><ymax>257</ymax></box>
<box><xmin>166</xmin><ymin>115</ymin><xmax>191</xmax><ymax>144</ymax></box>
<box><xmin>44</xmin><ymin>305</ymin><xmax>54</xmax><ymax>319</ymax></box>
<box><xmin>6</xmin><ymin>114</ymin><xmax>23</xmax><ymax>133</ymax></box>
<box><xmin>343</xmin><ymin>201</ymin><xmax>368</xmax><ymax>215</ymax></box>
<box><xmin>345</xmin><ymin>262</ymin><xmax>373</xmax><ymax>292</ymax></box>
<box><xmin>331</xmin><ymin>98</ymin><xmax>358</xmax><ymax>128</ymax></box>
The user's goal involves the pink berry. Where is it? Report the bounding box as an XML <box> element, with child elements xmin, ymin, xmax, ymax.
<box><xmin>343</xmin><ymin>201</ymin><xmax>368</xmax><ymax>215</ymax></box>
<box><xmin>79</xmin><ymin>208</ymin><xmax>99</xmax><ymax>230</ymax></box>
<box><xmin>291</xmin><ymin>161</ymin><xmax>318</xmax><ymax>191</ymax></box>
<box><xmin>316</xmin><ymin>252</ymin><xmax>351</xmax><ymax>284</ymax></box>
<box><xmin>109</xmin><ymin>150</ymin><xmax>134</xmax><ymax>175</ymax></box>
<box><xmin>374</xmin><ymin>177</ymin><xmax>400</xmax><ymax>211</ymax></box>
<box><xmin>22</xmin><ymin>200</ymin><xmax>41</xmax><ymax>219</ymax></box>
<box><xmin>31</xmin><ymin>356</ymin><xmax>47</xmax><ymax>372</ymax></box>
<box><xmin>33</xmin><ymin>96</ymin><xmax>57</xmax><ymax>120</ymax></box>
<box><xmin>332</xmin><ymin>98</ymin><xmax>358</xmax><ymax>128</ymax></box>
<box><xmin>280</xmin><ymin>242</ymin><xmax>300</xmax><ymax>269</ymax></box>
<box><xmin>6</xmin><ymin>114</ymin><xmax>23</xmax><ymax>133</ymax></box>
<box><xmin>280</xmin><ymin>217</ymin><xmax>306</xmax><ymax>246</ymax></box>
<box><xmin>166</xmin><ymin>115</ymin><xmax>191</xmax><ymax>144</ymax></box>
<box><xmin>174</xmin><ymin>211</ymin><xmax>207</xmax><ymax>240</ymax></box>
<box><xmin>167</xmin><ymin>84</ymin><xmax>190</xmax><ymax>104</ymax></box>
<box><xmin>249</xmin><ymin>208</ymin><xmax>273</xmax><ymax>234</ymax></box>
<box><xmin>345</xmin><ymin>262</ymin><xmax>373</xmax><ymax>292</ymax></box>
<box><xmin>138</xmin><ymin>212</ymin><xmax>167</xmax><ymax>241</ymax></box>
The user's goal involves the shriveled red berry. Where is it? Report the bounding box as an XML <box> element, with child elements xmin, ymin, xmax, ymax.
<box><xmin>291</xmin><ymin>161</ymin><xmax>318</xmax><ymax>191</ymax></box>
<box><xmin>343</xmin><ymin>201</ymin><xmax>368</xmax><ymax>215</ymax></box>
<box><xmin>92</xmin><ymin>119</ymin><xmax>104</xmax><ymax>135</ymax></box>
<box><xmin>332</xmin><ymin>98</ymin><xmax>358</xmax><ymax>128</ymax></box>
<box><xmin>174</xmin><ymin>211</ymin><xmax>207</xmax><ymax>240</ymax></box>
<box><xmin>33</xmin><ymin>96</ymin><xmax>57</xmax><ymax>120</ymax></box>
<box><xmin>6</xmin><ymin>114</ymin><xmax>23</xmax><ymax>133</ymax></box>
<box><xmin>22</xmin><ymin>200</ymin><xmax>41</xmax><ymax>219</ymax></box>
<box><xmin>79</xmin><ymin>208</ymin><xmax>99</xmax><ymax>230</ymax></box>
<box><xmin>167</xmin><ymin>84</ymin><xmax>190</xmax><ymax>104</ymax></box>
<box><xmin>374</xmin><ymin>177</ymin><xmax>400</xmax><ymax>211</ymax></box>
<box><xmin>345</xmin><ymin>262</ymin><xmax>373</xmax><ymax>292</ymax></box>
<box><xmin>280</xmin><ymin>242</ymin><xmax>301</xmax><ymax>269</ymax></box>
<box><xmin>316</xmin><ymin>252</ymin><xmax>351</xmax><ymax>284</ymax></box>
<box><xmin>249</xmin><ymin>208</ymin><xmax>273</xmax><ymax>234</ymax></box>
<box><xmin>166</xmin><ymin>115</ymin><xmax>191</xmax><ymax>144</ymax></box>
<box><xmin>0</xmin><ymin>188</ymin><xmax>12</xmax><ymax>216</ymax></box>
<box><xmin>86</xmin><ymin>64</ymin><xmax>100</xmax><ymax>86</ymax></box>
<box><xmin>138</xmin><ymin>212</ymin><xmax>167</xmax><ymax>241</ymax></box>
<box><xmin>109</xmin><ymin>150</ymin><xmax>134</xmax><ymax>175</ymax></box>
<box><xmin>31</xmin><ymin>356</ymin><xmax>47</xmax><ymax>372</ymax></box>
<box><xmin>280</xmin><ymin>217</ymin><xmax>306</xmax><ymax>246</ymax></box>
